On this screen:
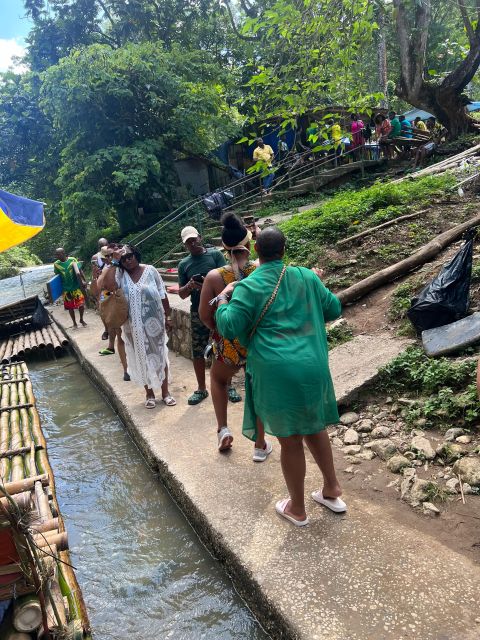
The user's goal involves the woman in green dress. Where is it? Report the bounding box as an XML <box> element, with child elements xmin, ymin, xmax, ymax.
<box><xmin>215</xmin><ymin>227</ymin><xmax>346</xmax><ymax>526</ymax></box>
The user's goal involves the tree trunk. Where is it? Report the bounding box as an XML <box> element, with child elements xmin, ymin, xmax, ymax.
<box><xmin>377</xmin><ymin>8</ymin><xmax>388</xmax><ymax>108</ymax></box>
<box><xmin>397</xmin><ymin>81</ymin><xmax>474</xmax><ymax>137</ymax></box>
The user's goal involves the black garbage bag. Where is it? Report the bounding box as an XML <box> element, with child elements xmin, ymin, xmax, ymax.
<box><xmin>407</xmin><ymin>230</ymin><xmax>475</xmax><ymax>334</ymax></box>
<box><xmin>31</xmin><ymin>298</ymin><xmax>51</xmax><ymax>329</ymax></box>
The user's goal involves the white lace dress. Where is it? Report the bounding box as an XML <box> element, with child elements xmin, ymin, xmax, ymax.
<box><xmin>116</xmin><ymin>265</ymin><xmax>169</xmax><ymax>390</ymax></box>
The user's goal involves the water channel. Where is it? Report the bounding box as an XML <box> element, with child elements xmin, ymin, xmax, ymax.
<box><xmin>1</xmin><ymin>269</ymin><xmax>268</xmax><ymax>639</ymax></box>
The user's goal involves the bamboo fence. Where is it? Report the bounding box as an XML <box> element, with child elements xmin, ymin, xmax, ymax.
<box><xmin>0</xmin><ymin>362</ymin><xmax>90</xmax><ymax>639</ymax></box>
<box><xmin>0</xmin><ymin>325</ymin><xmax>69</xmax><ymax>364</ymax></box>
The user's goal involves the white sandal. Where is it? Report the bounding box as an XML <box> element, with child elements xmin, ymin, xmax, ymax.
<box><xmin>275</xmin><ymin>498</ymin><xmax>309</xmax><ymax>527</ymax></box>
<box><xmin>311</xmin><ymin>490</ymin><xmax>347</xmax><ymax>513</ymax></box>
<box><xmin>162</xmin><ymin>395</ymin><xmax>177</xmax><ymax>406</ymax></box>
<box><xmin>145</xmin><ymin>398</ymin><xmax>156</xmax><ymax>409</ymax></box>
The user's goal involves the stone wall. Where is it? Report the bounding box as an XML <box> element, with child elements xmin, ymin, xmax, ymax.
<box><xmin>168</xmin><ymin>305</ymin><xmax>192</xmax><ymax>360</ymax></box>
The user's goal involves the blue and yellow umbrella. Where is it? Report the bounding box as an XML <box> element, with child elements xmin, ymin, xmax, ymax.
<box><xmin>0</xmin><ymin>189</ymin><xmax>45</xmax><ymax>253</ymax></box>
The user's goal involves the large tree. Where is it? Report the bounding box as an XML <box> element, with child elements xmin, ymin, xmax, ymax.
<box><xmin>392</xmin><ymin>0</ymin><xmax>480</xmax><ymax>136</ymax></box>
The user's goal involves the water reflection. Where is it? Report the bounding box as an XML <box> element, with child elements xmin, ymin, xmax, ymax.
<box><xmin>30</xmin><ymin>357</ymin><xmax>267</xmax><ymax>640</ymax></box>
<box><xmin>0</xmin><ymin>264</ymin><xmax>53</xmax><ymax>305</ymax></box>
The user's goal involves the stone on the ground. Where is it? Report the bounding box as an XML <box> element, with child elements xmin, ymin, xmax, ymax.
<box><xmin>356</xmin><ymin>419</ymin><xmax>374</xmax><ymax>433</ymax></box>
<box><xmin>453</xmin><ymin>458</ymin><xmax>480</xmax><ymax>486</ymax></box>
<box><xmin>422</xmin><ymin>502</ymin><xmax>440</xmax><ymax>517</ymax></box>
<box><xmin>462</xmin><ymin>483</ymin><xmax>474</xmax><ymax>494</ymax></box>
<box><xmin>343</xmin><ymin>444</ymin><xmax>362</xmax><ymax>455</ymax></box>
<box><xmin>371</xmin><ymin>425</ymin><xmax>392</xmax><ymax>439</ymax></box>
<box><xmin>456</xmin><ymin>435</ymin><xmax>472</xmax><ymax>444</ymax></box>
<box><xmin>404</xmin><ymin>451</ymin><xmax>416</xmax><ymax>461</ymax></box>
<box><xmin>436</xmin><ymin>442</ymin><xmax>464</xmax><ymax>463</ymax></box>
<box><xmin>356</xmin><ymin>449</ymin><xmax>376</xmax><ymax>461</ymax></box>
<box><xmin>445</xmin><ymin>478</ymin><xmax>459</xmax><ymax>493</ymax></box>
<box><xmin>340</xmin><ymin>412</ymin><xmax>359</xmax><ymax>425</ymax></box>
<box><xmin>410</xmin><ymin>435</ymin><xmax>435</xmax><ymax>460</ymax></box>
<box><xmin>332</xmin><ymin>437</ymin><xmax>343</xmax><ymax>448</ymax></box>
<box><xmin>367</xmin><ymin>439</ymin><xmax>397</xmax><ymax>460</ymax></box>
<box><xmin>344</xmin><ymin>466</ymin><xmax>355</xmax><ymax>474</ymax></box>
<box><xmin>387</xmin><ymin>455</ymin><xmax>411</xmax><ymax>474</ymax></box>
<box><xmin>445</xmin><ymin>427</ymin><xmax>464</xmax><ymax>442</ymax></box>
<box><xmin>344</xmin><ymin>455</ymin><xmax>362</xmax><ymax>465</ymax></box>
<box><xmin>408</xmin><ymin>479</ymin><xmax>432</xmax><ymax>506</ymax></box>
<box><xmin>413</xmin><ymin>418</ymin><xmax>427</xmax><ymax>429</ymax></box>
<box><xmin>344</xmin><ymin>428</ymin><xmax>359</xmax><ymax>445</ymax></box>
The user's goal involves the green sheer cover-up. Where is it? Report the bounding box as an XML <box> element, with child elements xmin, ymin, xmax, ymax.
<box><xmin>215</xmin><ymin>260</ymin><xmax>342</xmax><ymax>441</ymax></box>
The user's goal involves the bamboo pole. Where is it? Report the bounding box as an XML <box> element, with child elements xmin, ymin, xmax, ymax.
<box><xmin>0</xmin><ymin>339</ymin><xmax>8</xmax><ymax>361</ymax></box>
<box><xmin>2</xmin><ymin>475</ymin><xmax>49</xmax><ymax>496</ymax></box>
<box><xmin>49</xmin><ymin>323</ymin><xmax>69</xmax><ymax>347</ymax></box>
<box><xmin>336</xmin><ymin>209</ymin><xmax>427</xmax><ymax>247</ymax></box>
<box><xmin>34</xmin><ymin>532</ymin><xmax>68</xmax><ymax>552</ymax></box>
<box><xmin>38</xmin><ymin>578</ymin><xmax>68</xmax><ymax>639</ymax></box>
<box><xmin>31</xmin><ymin>518</ymin><xmax>59</xmax><ymax>534</ymax></box>
<box><xmin>35</xmin><ymin>481</ymin><xmax>53</xmax><ymax>523</ymax></box>
<box><xmin>337</xmin><ymin>212</ymin><xmax>480</xmax><ymax>304</ymax></box>
<box><xmin>40</xmin><ymin>327</ymin><xmax>53</xmax><ymax>349</ymax></box>
<box><xmin>0</xmin><ymin>382</ymin><xmax>11</xmax><ymax>480</ymax></box>
<box><xmin>23</xmin><ymin>331</ymin><xmax>31</xmax><ymax>354</ymax></box>
<box><xmin>13</xmin><ymin>594</ymin><xmax>43</xmax><ymax>632</ymax></box>
<box><xmin>0</xmin><ymin>491</ymin><xmax>31</xmax><ymax>511</ymax></box>
<box><xmin>1</xmin><ymin>336</ymin><xmax>14</xmax><ymax>363</ymax></box>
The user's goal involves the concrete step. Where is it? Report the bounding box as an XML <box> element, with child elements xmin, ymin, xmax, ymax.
<box><xmin>161</xmin><ymin>259</ymin><xmax>179</xmax><ymax>268</ymax></box>
<box><xmin>172</xmin><ymin>252</ymin><xmax>187</xmax><ymax>259</ymax></box>
<box><xmin>158</xmin><ymin>269</ymin><xmax>178</xmax><ymax>283</ymax></box>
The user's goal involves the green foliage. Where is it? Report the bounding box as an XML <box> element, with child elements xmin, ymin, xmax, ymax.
<box><xmin>0</xmin><ymin>246</ymin><xmax>42</xmax><ymax>279</ymax></box>
<box><xmin>380</xmin><ymin>347</ymin><xmax>476</xmax><ymax>394</ymax></box>
<box><xmin>423</xmin><ymin>482</ymin><xmax>450</xmax><ymax>503</ymax></box>
<box><xmin>327</xmin><ymin>322</ymin><xmax>354</xmax><ymax>350</ymax></box>
<box><xmin>389</xmin><ymin>278</ymin><xmax>424</xmax><ymax>322</ymax></box>
<box><xmin>281</xmin><ymin>175</ymin><xmax>455</xmax><ymax>266</ymax></box>
<box><xmin>379</xmin><ymin>347</ymin><xmax>479</xmax><ymax>430</ymax></box>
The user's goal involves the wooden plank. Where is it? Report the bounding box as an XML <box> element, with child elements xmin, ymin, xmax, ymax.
<box><xmin>422</xmin><ymin>313</ymin><xmax>480</xmax><ymax>356</ymax></box>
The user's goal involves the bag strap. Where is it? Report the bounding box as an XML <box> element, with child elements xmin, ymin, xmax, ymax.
<box><xmin>249</xmin><ymin>265</ymin><xmax>287</xmax><ymax>340</ymax></box>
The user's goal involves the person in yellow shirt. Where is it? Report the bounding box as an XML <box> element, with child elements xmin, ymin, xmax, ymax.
<box><xmin>253</xmin><ymin>138</ymin><xmax>275</xmax><ymax>193</ymax></box>
<box><xmin>414</xmin><ymin>117</ymin><xmax>428</xmax><ymax>132</ymax></box>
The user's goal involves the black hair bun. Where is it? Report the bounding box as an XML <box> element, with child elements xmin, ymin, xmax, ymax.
<box><xmin>221</xmin><ymin>211</ymin><xmax>244</xmax><ymax>230</ymax></box>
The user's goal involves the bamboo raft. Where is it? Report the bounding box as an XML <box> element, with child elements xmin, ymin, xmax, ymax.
<box><xmin>0</xmin><ymin>325</ymin><xmax>69</xmax><ymax>364</ymax></box>
<box><xmin>0</xmin><ymin>362</ymin><xmax>91</xmax><ymax>639</ymax></box>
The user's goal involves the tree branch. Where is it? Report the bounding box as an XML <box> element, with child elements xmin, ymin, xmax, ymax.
<box><xmin>222</xmin><ymin>1</ymin><xmax>258</xmax><ymax>41</ymax></box>
<box><xmin>457</xmin><ymin>0</ymin><xmax>476</xmax><ymax>45</ymax></box>
<box><xmin>412</xmin><ymin>0</ymin><xmax>431</xmax><ymax>93</ymax></box>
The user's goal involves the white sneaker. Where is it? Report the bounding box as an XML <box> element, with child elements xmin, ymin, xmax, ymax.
<box><xmin>218</xmin><ymin>426</ymin><xmax>233</xmax><ymax>451</ymax></box>
<box><xmin>253</xmin><ymin>440</ymin><xmax>273</xmax><ymax>462</ymax></box>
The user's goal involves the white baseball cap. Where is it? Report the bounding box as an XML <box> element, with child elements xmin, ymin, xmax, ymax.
<box><xmin>181</xmin><ymin>226</ymin><xmax>200</xmax><ymax>243</ymax></box>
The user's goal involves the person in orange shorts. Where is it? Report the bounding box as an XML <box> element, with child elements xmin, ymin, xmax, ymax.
<box><xmin>199</xmin><ymin>212</ymin><xmax>271</xmax><ymax>461</ymax></box>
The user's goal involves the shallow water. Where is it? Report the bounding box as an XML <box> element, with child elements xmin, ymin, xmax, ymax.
<box><xmin>30</xmin><ymin>355</ymin><xmax>267</xmax><ymax>639</ymax></box>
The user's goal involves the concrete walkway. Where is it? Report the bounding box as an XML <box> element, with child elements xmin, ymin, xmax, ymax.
<box><xmin>50</xmin><ymin>307</ymin><xmax>480</xmax><ymax>640</ymax></box>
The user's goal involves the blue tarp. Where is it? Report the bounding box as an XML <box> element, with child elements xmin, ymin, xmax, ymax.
<box><xmin>403</xmin><ymin>102</ymin><xmax>480</xmax><ymax>122</ymax></box>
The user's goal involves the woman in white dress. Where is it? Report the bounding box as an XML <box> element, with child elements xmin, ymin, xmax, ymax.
<box><xmin>98</xmin><ymin>244</ymin><xmax>176</xmax><ymax>408</ymax></box>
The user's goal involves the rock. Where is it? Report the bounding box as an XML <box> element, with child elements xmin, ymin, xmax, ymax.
<box><xmin>398</xmin><ymin>397</ymin><xmax>416</xmax><ymax>406</ymax></box>
<box><xmin>413</xmin><ymin>418</ymin><xmax>427</xmax><ymax>429</ymax></box>
<box><xmin>445</xmin><ymin>478</ymin><xmax>459</xmax><ymax>493</ymax></box>
<box><xmin>343</xmin><ymin>445</ymin><xmax>361</xmax><ymax>455</ymax></box>
<box><xmin>387</xmin><ymin>479</ymin><xmax>399</xmax><ymax>488</ymax></box>
<box><xmin>367</xmin><ymin>439</ymin><xmax>397</xmax><ymax>461</ymax></box>
<box><xmin>404</xmin><ymin>451</ymin><xmax>416</xmax><ymax>461</ymax></box>
<box><xmin>340</xmin><ymin>412</ymin><xmax>359</xmax><ymax>426</ymax></box>
<box><xmin>344</xmin><ymin>466</ymin><xmax>355</xmax><ymax>474</ymax></box>
<box><xmin>408</xmin><ymin>479</ymin><xmax>432</xmax><ymax>506</ymax></box>
<box><xmin>332</xmin><ymin>437</ymin><xmax>344</xmax><ymax>448</ymax></box>
<box><xmin>374</xmin><ymin>410</ymin><xmax>389</xmax><ymax>421</ymax></box>
<box><xmin>411</xmin><ymin>429</ymin><xmax>426</xmax><ymax>437</ymax></box>
<box><xmin>329</xmin><ymin>429</ymin><xmax>338</xmax><ymax>439</ymax></box>
<box><xmin>422</xmin><ymin>502</ymin><xmax>440</xmax><ymax>517</ymax></box>
<box><xmin>343</xmin><ymin>428</ymin><xmax>359</xmax><ymax>445</ymax></box>
<box><xmin>462</xmin><ymin>483</ymin><xmax>474</xmax><ymax>494</ymax></box>
<box><xmin>356</xmin><ymin>450</ymin><xmax>375</xmax><ymax>461</ymax></box>
<box><xmin>410</xmin><ymin>435</ymin><xmax>435</xmax><ymax>460</ymax></box>
<box><xmin>371</xmin><ymin>426</ymin><xmax>392</xmax><ymax>439</ymax></box>
<box><xmin>445</xmin><ymin>427</ymin><xmax>464</xmax><ymax>442</ymax></box>
<box><xmin>402</xmin><ymin>467</ymin><xmax>416</xmax><ymax>479</ymax></box>
<box><xmin>456</xmin><ymin>435</ymin><xmax>472</xmax><ymax>444</ymax></box>
<box><xmin>436</xmin><ymin>442</ymin><xmax>464</xmax><ymax>463</ymax></box>
<box><xmin>387</xmin><ymin>455</ymin><xmax>411</xmax><ymax>474</ymax></box>
<box><xmin>385</xmin><ymin>396</ymin><xmax>393</xmax><ymax>404</ymax></box>
<box><xmin>344</xmin><ymin>456</ymin><xmax>362</xmax><ymax>465</ymax></box>
<box><xmin>356</xmin><ymin>419</ymin><xmax>374</xmax><ymax>433</ymax></box>
<box><xmin>453</xmin><ymin>457</ymin><xmax>480</xmax><ymax>486</ymax></box>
